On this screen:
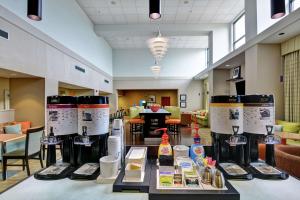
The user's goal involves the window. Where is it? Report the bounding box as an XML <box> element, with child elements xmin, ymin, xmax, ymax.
<box><xmin>233</xmin><ymin>13</ymin><xmax>245</xmax><ymax>50</ymax></box>
<box><xmin>205</xmin><ymin>48</ymin><xmax>209</xmax><ymax>68</ymax></box>
<box><xmin>289</xmin><ymin>0</ymin><xmax>300</xmax><ymax>12</ymax></box>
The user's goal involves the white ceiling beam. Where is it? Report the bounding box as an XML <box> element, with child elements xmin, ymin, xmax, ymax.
<box><xmin>94</xmin><ymin>23</ymin><xmax>228</xmax><ymax>37</ymax></box>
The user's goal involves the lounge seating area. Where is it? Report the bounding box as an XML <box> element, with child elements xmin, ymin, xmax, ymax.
<box><xmin>191</xmin><ymin>110</ymin><xmax>209</xmax><ymax>128</ymax></box>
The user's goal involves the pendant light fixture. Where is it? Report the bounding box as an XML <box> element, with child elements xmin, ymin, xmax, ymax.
<box><xmin>150</xmin><ymin>60</ymin><xmax>161</xmax><ymax>78</ymax></box>
<box><xmin>27</xmin><ymin>0</ymin><xmax>42</xmax><ymax>21</ymax></box>
<box><xmin>147</xmin><ymin>28</ymin><xmax>168</xmax><ymax>61</ymax></box>
<box><xmin>271</xmin><ymin>0</ymin><xmax>286</xmax><ymax>19</ymax></box>
<box><xmin>149</xmin><ymin>0</ymin><xmax>161</xmax><ymax>20</ymax></box>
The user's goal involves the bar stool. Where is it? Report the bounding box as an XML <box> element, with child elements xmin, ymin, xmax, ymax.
<box><xmin>165</xmin><ymin>106</ymin><xmax>181</xmax><ymax>135</ymax></box>
<box><xmin>128</xmin><ymin>106</ymin><xmax>145</xmax><ymax>142</ymax></box>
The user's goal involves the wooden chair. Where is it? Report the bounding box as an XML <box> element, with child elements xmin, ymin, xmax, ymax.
<box><xmin>2</xmin><ymin>126</ymin><xmax>44</xmax><ymax>180</ymax></box>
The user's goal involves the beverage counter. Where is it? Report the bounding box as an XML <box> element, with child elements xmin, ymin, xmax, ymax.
<box><xmin>1</xmin><ymin>175</ymin><xmax>300</xmax><ymax>200</ymax></box>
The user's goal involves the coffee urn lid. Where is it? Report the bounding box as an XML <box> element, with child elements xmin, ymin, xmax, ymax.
<box><xmin>47</xmin><ymin>96</ymin><xmax>77</xmax><ymax>104</ymax></box>
<box><xmin>242</xmin><ymin>95</ymin><xmax>274</xmax><ymax>103</ymax></box>
<box><xmin>211</xmin><ymin>95</ymin><xmax>242</xmax><ymax>103</ymax></box>
<box><xmin>77</xmin><ymin>96</ymin><xmax>108</xmax><ymax>104</ymax></box>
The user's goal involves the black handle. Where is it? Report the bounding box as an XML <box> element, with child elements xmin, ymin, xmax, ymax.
<box><xmin>232</xmin><ymin>126</ymin><xmax>239</xmax><ymax>135</ymax></box>
<box><xmin>49</xmin><ymin>126</ymin><xmax>54</xmax><ymax>136</ymax></box>
<box><xmin>266</xmin><ymin>125</ymin><xmax>273</xmax><ymax>135</ymax></box>
<box><xmin>82</xmin><ymin>126</ymin><xmax>87</xmax><ymax>136</ymax></box>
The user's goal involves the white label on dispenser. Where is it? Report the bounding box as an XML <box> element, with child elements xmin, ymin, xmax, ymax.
<box><xmin>78</xmin><ymin>104</ymin><xmax>109</xmax><ymax>135</ymax></box>
<box><xmin>47</xmin><ymin>104</ymin><xmax>78</xmax><ymax>136</ymax></box>
<box><xmin>210</xmin><ymin>103</ymin><xmax>244</xmax><ymax>134</ymax></box>
<box><xmin>244</xmin><ymin>104</ymin><xmax>275</xmax><ymax>134</ymax></box>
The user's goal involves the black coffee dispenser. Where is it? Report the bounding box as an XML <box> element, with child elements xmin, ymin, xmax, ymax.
<box><xmin>210</xmin><ymin>96</ymin><xmax>246</xmax><ymax>164</ymax></box>
<box><xmin>34</xmin><ymin>96</ymin><xmax>78</xmax><ymax>180</ymax></box>
<box><xmin>76</xmin><ymin>96</ymin><xmax>110</xmax><ymax>163</ymax></box>
<box><xmin>69</xmin><ymin>96</ymin><xmax>109</xmax><ymax>180</ymax></box>
<box><xmin>243</xmin><ymin>95</ymin><xmax>275</xmax><ymax>165</ymax></box>
<box><xmin>243</xmin><ymin>95</ymin><xmax>288</xmax><ymax>179</ymax></box>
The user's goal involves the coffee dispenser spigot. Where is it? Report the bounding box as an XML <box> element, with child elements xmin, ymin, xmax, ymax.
<box><xmin>226</xmin><ymin>126</ymin><xmax>247</xmax><ymax>146</ymax></box>
<box><xmin>226</xmin><ymin>126</ymin><xmax>247</xmax><ymax>165</ymax></box>
<box><xmin>40</xmin><ymin>127</ymin><xmax>62</xmax><ymax>167</ymax></box>
<box><xmin>264</xmin><ymin>125</ymin><xmax>280</xmax><ymax>167</ymax></box>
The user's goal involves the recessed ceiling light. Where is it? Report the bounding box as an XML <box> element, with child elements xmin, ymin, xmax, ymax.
<box><xmin>225</xmin><ymin>64</ymin><xmax>231</xmax><ymax>67</ymax></box>
<box><xmin>278</xmin><ymin>32</ymin><xmax>285</xmax><ymax>36</ymax></box>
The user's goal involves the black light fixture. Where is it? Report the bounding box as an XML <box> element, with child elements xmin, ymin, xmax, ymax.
<box><xmin>27</xmin><ymin>0</ymin><xmax>42</xmax><ymax>21</ymax></box>
<box><xmin>149</xmin><ymin>0</ymin><xmax>161</xmax><ymax>20</ymax></box>
<box><xmin>271</xmin><ymin>0</ymin><xmax>286</xmax><ymax>19</ymax></box>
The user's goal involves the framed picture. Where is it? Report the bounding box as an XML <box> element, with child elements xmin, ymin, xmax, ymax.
<box><xmin>180</xmin><ymin>102</ymin><xmax>186</xmax><ymax>108</ymax></box>
<box><xmin>180</xmin><ymin>94</ymin><xmax>187</xmax><ymax>101</ymax></box>
<box><xmin>148</xmin><ymin>95</ymin><xmax>156</xmax><ymax>103</ymax></box>
<box><xmin>232</xmin><ymin>66</ymin><xmax>241</xmax><ymax>79</ymax></box>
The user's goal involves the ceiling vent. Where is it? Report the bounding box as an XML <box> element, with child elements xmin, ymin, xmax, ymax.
<box><xmin>0</xmin><ymin>29</ymin><xmax>9</xmax><ymax>40</ymax></box>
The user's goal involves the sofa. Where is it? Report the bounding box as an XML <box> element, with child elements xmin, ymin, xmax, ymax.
<box><xmin>191</xmin><ymin>110</ymin><xmax>209</xmax><ymax>127</ymax></box>
<box><xmin>275</xmin><ymin>120</ymin><xmax>300</xmax><ymax>145</ymax></box>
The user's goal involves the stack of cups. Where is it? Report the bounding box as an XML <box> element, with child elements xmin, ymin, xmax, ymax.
<box><xmin>107</xmin><ymin>136</ymin><xmax>121</xmax><ymax>169</ymax></box>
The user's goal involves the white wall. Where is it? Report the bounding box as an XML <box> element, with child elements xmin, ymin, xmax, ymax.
<box><xmin>113</xmin><ymin>49</ymin><xmax>206</xmax><ymax>77</ymax></box>
<box><xmin>212</xmin><ymin>24</ymin><xmax>230</xmax><ymax>63</ymax></box>
<box><xmin>257</xmin><ymin>0</ymin><xmax>289</xmax><ymax>34</ymax></box>
<box><xmin>0</xmin><ymin>0</ymin><xmax>112</xmax><ymax>75</ymax></box>
<box><xmin>113</xmin><ymin>79</ymin><xmax>203</xmax><ymax>112</ymax></box>
<box><xmin>0</xmin><ymin>16</ymin><xmax>113</xmax><ymax>93</ymax></box>
<box><xmin>245</xmin><ymin>0</ymin><xmax>257</xmax><ymax>41</ymax></box>
<box><xmin>212</xmin><ymin>69</ymin><xmax>230</xmax><ymax>96</ymax></box>
<box><xmin>245</xmin><ymin>44</ymin><xmax>284</xmax><ymax>120</ymax></box>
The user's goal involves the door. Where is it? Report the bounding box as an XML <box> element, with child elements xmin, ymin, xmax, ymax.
<box><xmin>161</xmin><ymin>96</ymin><xmax>171</xmax><ymax>106</ymax></box>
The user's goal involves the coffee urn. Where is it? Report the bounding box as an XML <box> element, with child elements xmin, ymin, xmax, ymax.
<box><xmin>46</xmin><ymin>96</ymin><xmax>78</xmax><ymax>166</ymax></box>
<box><xmin>76</xmin><ymin>96</ymin><xmax>110</xmax><ymax>165</ymax></box>
<box><xmin>210</xmin><ymin>96</ymin><xmax>245</xmax><ymax>164</ymax></box>
<box><xmin>243</xmin><ymin>95</ymin><xmax>276</xmax><ymax>166</ymax></box>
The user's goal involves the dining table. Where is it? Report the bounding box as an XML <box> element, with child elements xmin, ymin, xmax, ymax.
<box><xmin>139</xmin><ymin>109</ymin><xmax>171</xmax><ymax>138</ymax></box>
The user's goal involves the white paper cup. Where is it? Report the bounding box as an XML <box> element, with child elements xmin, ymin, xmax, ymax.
<box><xmin>100</xmin><ymin>155</ymin><xmax>119</xmax><ymax>178</ymax></box>
<box><xmin>112</xmin><ymin>119</ymin><xmax>123</xmax><ymax>133</ymax></box>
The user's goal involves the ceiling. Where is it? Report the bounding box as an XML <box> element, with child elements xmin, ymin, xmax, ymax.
<box><xmin>106</xmin><ymin>35</ymin><xmax>208</xmax><ymax>49</ymax></box>
<box><xmin>77</xmin><ymin>0</ymin><xmax>244</xmax><ymax>24</ymax></box>
<box><xmin>76</xmin><ymin>0</ymin><xmax>244</xmax><ymax>49</ymax></box>
<box><xmin>0</xmin><ymin>68</ymin><xmax>36</xmax><ymax>78</ymax></box>
<box><xmin>217</xmin><ymin>52</ymin><xmax>245</xmax><ymax>69</ymax></box>
<box><xmin>262</xmin><ymin>18</ymin><xmax>300</xmax><ymax>44</ymax></box>
<box><xmin>59</xmin><ymin>82</ymin><xmax>91</xmax><ymax>90</ymax></box>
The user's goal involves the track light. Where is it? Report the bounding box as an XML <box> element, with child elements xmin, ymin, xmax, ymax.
<box><xmin>271</xmin><ymin>0</ymin><xmax>286</xmax><ymax>19</ymax></box>
<box><xmin>149</xmin><ymin>0</ymin><xmax>161</xmax><ymax>20</ymax></box>
<box><xmin>27</xmin><ymin>0</ymin><xmax>42</xmax><ymax>21</ymax></box>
